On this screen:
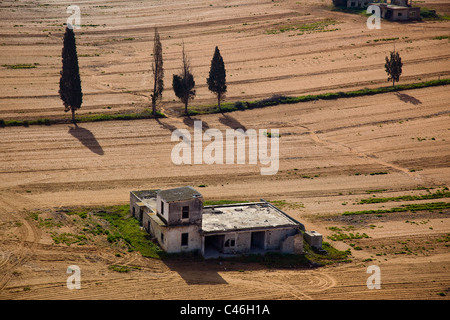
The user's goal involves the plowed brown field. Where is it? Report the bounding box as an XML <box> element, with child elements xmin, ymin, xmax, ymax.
<box><xmin>0</xmin><ymin>0</ymin><xmax>449</xmax><ymax>301</ymax></box>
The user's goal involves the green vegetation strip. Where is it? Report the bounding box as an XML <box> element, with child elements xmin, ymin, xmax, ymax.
<box><xmin>189</xmin><ymin>78</ymin><xmax>450</xmax><ymax>115</ymax></box>
<box><xmin>265</xmin><ymin>19</ymin><xmax>340</xmax><ymax>35</ymax></box>
<box><xmin>1</xmin><ymin>79</ymin><xmax>449</xmax><ymax>127</ymax></box>
<box><xmin>2</xmin><ymin>63</ymin><xmax>39</xmax><ymax>69</ymax></box>
<box><xmin>343</xmin><ymin>202</ymin><xmax>450</xmax><ymax>216</ymax></box>
<box><xmin>0</xmin><ymin>110</ymin><xmax>165</xmax><ymax>128</ymax></box>
<box><xmin>359</xmin><ymin>189</ymin><xmax>450</xmax><ymax>204</ymax></box>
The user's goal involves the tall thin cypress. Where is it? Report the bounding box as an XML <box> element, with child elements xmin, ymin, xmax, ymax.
<box><xmin>207</xmin><ymin>46</ymin><xmax>227</xmax><ymax>112</ymax></box>
<box><xmin>151</xmin><ymin>28</ymin><xmax>164</xmax><ymax>116</ymax></box>
<box><xmin>59</xmin><ymin>26</ymin><xmax>82</xmax><ymax>125</ymax></box>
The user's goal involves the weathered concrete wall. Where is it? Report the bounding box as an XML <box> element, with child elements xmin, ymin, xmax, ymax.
<box><xmin>294</xmin><ymin>233</ymin><xmax>304</xmax><ymax>254</ymax></box>
<box><xmin>236</xmin><ymin>232</ymin><xmax>251</xmax><ymax>253</ymax></box>
<box><xmin>390</xmin><ymin>9</ymin><xmax>409</xmax><ymax>21</ymax></box>
<box><xmin>304</xmin><ymin>231</ymin><xmax>323</xmax><ymax>249</ymax></box>
<box><xmin>129</xmin><ymin>192</ymin><xmax>140</xmax><ymax>218</ymax></box>
<box><xmin>156</xmin><ymin>196</ymin><xmax>169</xmax><ymax>223</ymax></box>
<box><xmin>168</xmin><ymin>199</ymin><xmax>203</xmax><ymax>226</ymax></box>
<box><xmin>222</xmin><ymin>233</ymin><xmax>237</xmax><ymax>254</ymax></box>
<box><xmin>155</xmin><ymin>195</ymin><xmax>203</xmax><ymax>226</ymax></box>
<box><xmin>165</xmin><ymin>225</ymin><xmax>202</xmax><ymax>253</ymax></box>
<box><xmin>281</xmin><ymin>233</ymin><xmax>303</xmax><ymax>254</ymax></box>
<box><xmin>266</xmin><ymin>228</ymin><xmax>298</xmax><ymax>250</ymax></box>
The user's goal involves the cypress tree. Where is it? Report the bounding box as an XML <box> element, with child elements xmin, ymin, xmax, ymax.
<box><xmin>59</xmin><ymin>26</ymin><xmax>82</xmax><ymax>125</ymax></box>
<box><xmin>385</xmin><ymin>50</ymin><xmax>403</xmax><ymax>87</ymax></box>
<box><xmin>207</xmin><ymin>46</ymin><xmax>227</xmax><ymax>112</ymax></box>
<box><xmin>151</xmin><ymin>28</ymin><xmax>164</xmax><ymax>116</ymax></box>
<box><xmin>172</xmin><ymin>43</ymin><xmax>196</xmax><ymax>115</ymax></box>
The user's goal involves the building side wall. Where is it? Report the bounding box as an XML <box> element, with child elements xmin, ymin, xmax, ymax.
<box><xmin>156</xmin><ymin>194</ymin><xmax>169</xmax><ymax>222</ymax></box>
<box><xmin>408</xmin><ymin>7</ymin><xmax>420</xmax><ymax>20</ymax></box>
<box><xmin>265</xmin><ymin>228</ymin><xmax>298</xmax><ymax>250</ymax></box>
<box><xmin>129</xmin><ymin>192</ymin><xmax>140</xmax><ymax>218</ymax></box>
<box><xmin>165</xmin><ymin>225</ymin><xmax>202</xmax><ymax>253</ymax></box>
<box><xmin>236</xmin><ymin>232</ymin><xmax>252</xmax><ymax>253</ymax></box>
<box><xmin>205</xmin><ymin>227</ymin><xmax>301</xmax><ymax>256</ymax></box>
<box><xmin>168</xmin><ymin>198</ymin><xmax>203</xmax><ymax>226</ymax></box>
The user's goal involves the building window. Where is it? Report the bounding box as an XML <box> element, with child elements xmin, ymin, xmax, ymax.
<box><xmin>161</xmin><ymin>233</ymin><xmax>165</xmax><ymax>243</ymax></box>
<box><xmin>398</xmin><ymin>12</ymin><xmax>402</xmax><ymax>16</ymax></box>
<box><xmin>161</xmin><ymin>201</ymin><xmax>164</xmax><ymax>215</ymax></box>
<box><xmin>182</xmin><ymin>206</ymin><xmax>189</xmax><ymax>219</ymax></box>
<box><xmin>224</xmin><ymin>239</ymin><xmax>235</xmax><ymax>247</ymax></box>
<box><xmin>132</xmin><ymin>207</ymin><xmax>135</xmax><ymax>217</ymax></box>
<box><xmin>181</xmin><ymin>233</ymin><xmax>189</xmax><ymax>246</ymax></box>
<box><xmin>410</xmin><ymin>11</ymin><xmax>415</xmax><ymax>16</ymax></box>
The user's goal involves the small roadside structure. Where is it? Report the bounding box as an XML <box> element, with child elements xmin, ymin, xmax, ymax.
<box><xmin>304</xmin><ymin>231</ymin><xmax>323</xmax><ymax>250</ymax></box>
<box><xmin>130</xmin><ymin>186</ymin><xmax>306</xmax><ymax>258</ymax></box>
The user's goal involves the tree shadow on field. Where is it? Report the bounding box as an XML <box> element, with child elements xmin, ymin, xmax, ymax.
<box><xmin>162</xmin><ymin>259</ymin><xmax>227</xmax><ymax>285</ymax></box>
<box><xmin>68</xmin><ymin>125</ymin><xmax>104</xmax><ymax>155</ymax></box>
<box><xmin>155</xmin><ymin>117</ymin><xmax>179</xmax><ymax>133</ymax></box>
<box><xmin>183</xmin><ymin>116</ymin><xmax>209</xmax><ymax>132</ymax></box>
<box><xmin>395</xmin><ymin>92</ymin><xmax>422</xmax><ymax>105</ymax></box>
<box><xmin>219</xmin><ymin>114</ymin><xmax>247</xmax><ymax>131</ymax></box>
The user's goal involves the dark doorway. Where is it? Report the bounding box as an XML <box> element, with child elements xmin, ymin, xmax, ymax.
<box><xmin>139</xmin><ymin>208</ymin><xmax>143</xmax><ymax>225</ymax></box>
<box><xmin>251</xmin><ymin>231</ymin><xmax>265</xmax><ymax>249</ymax></box>
<box><xmin>204</xmin><ymin>235</ymin><xmax>225</xmax><ymax>255</ymax></box>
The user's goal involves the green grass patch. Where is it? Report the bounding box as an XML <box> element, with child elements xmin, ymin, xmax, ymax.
<box><xmin>365</xmin><ymin>189</ymin><xmax>387</xmax><ymax>193</ymax></box>
<box><xmin>328</xmin><ymin>231</ymin><xmax>369</xmax><ymax>241</ymax></box>
<box><xmin>38</xmin><ymin>217</ymin><xmax>62</xmax><ymax>228</ymax></box>
<box><xmin>268</xmin><ymin>200</ymin><xmax>305</xmax><ymax>210</ymax></box>
<box><xmin>108</xmin><ymin>264</ymin><xmax>130</xmax><ymax>273</ymax></box>
<box><xmin>306</xmin><ymin>241</ymin><xmax>352</xmax><ymax>265</ymax></box>
<box><xmin>432</xmin><ymin>35</ymin><xmax>450</xmax><ymax>40</ymax></box>
<box><xmin>93</xmin><ymin>205</ymin><xmax>165</xmax><ymax>258</ymax></box>
<box><xmin>342</xmin><ymin>202</ymin><xmax>450</xmax><ymax>216</ymax></box>
<box><xmin>77</xmin><ymin>110</ymin><xmax>165</xmax><ymax>123</ymax></box>
<box><xmin>369</xmin><ymin>171</ymin><xmax>389</xmax><ymax>176</ymax></box>
<box><xmin>2</xmin><ymin>63</ymin><xmax>39</xmax><ymax>69</ymax></box>
<box><xmin>66</xmin><ymin>209</ymin><xmax>89</xmax><ymax>219</ymax></box>
<box><xmin>359</xmin><ymin>189</ymin><xmax>450</xmax><ymax>204</ymax></box>
<box><xmin>265</xmin><ymin>19</ymin><xmax>340</xmax><ymax>35</ymax></box>
<box><xmin>51</xmin><ymin>232</ymin><xmax>88</xmax><ymax>246</ymax></box>
<box><xmin>419</xmin><ymin>7</ymin><xmax>442</xmax><ymax>20</ymax></box>
<box><xmin>370</xmin><ymin>37</ymin><xmax>399</xmax><ymax>43</ymax></box>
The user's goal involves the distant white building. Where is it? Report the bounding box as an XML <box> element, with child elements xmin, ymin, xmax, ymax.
<box><xmin>130</xmin><ymin>186</ymin><xmax>305</xmax><ymax>258</ymax></box>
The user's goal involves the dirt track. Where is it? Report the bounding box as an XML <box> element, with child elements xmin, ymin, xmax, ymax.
<box><xmin>0</xmin><ymin>0</ymin><xmax>449</xmax><ymax>300</ymax></box>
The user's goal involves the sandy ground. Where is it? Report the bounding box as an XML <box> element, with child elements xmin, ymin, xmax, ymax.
<box><xmin>0</xmin><ymin>0</ymin><xmax>449</xmax><ymax>301</ymax></box>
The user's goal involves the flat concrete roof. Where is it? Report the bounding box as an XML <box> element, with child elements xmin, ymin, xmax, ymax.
<box><xmin>131</xmin><ymin>190</ymin><xmax>159</xmax><ymax>200</ymax></box>
<box><xmin>158</xmin><ymin>186</ymin><xmax>202</xmax><ymax>202</ymax></box>
<box><xmin>201</xmin><ymin>202</ymin><xmax>301</xmax><ymax>234</ymax></box>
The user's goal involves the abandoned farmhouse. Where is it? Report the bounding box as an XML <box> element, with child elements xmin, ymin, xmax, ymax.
<box><xmin>130</xmin><ymin>186</ymin><xmax>316</xmax><ymax>258</ymax></box>
<box><xmin>347</xmin><ymin>0</ymin><xmax>421</xmax><ymax>21</ymax></box>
